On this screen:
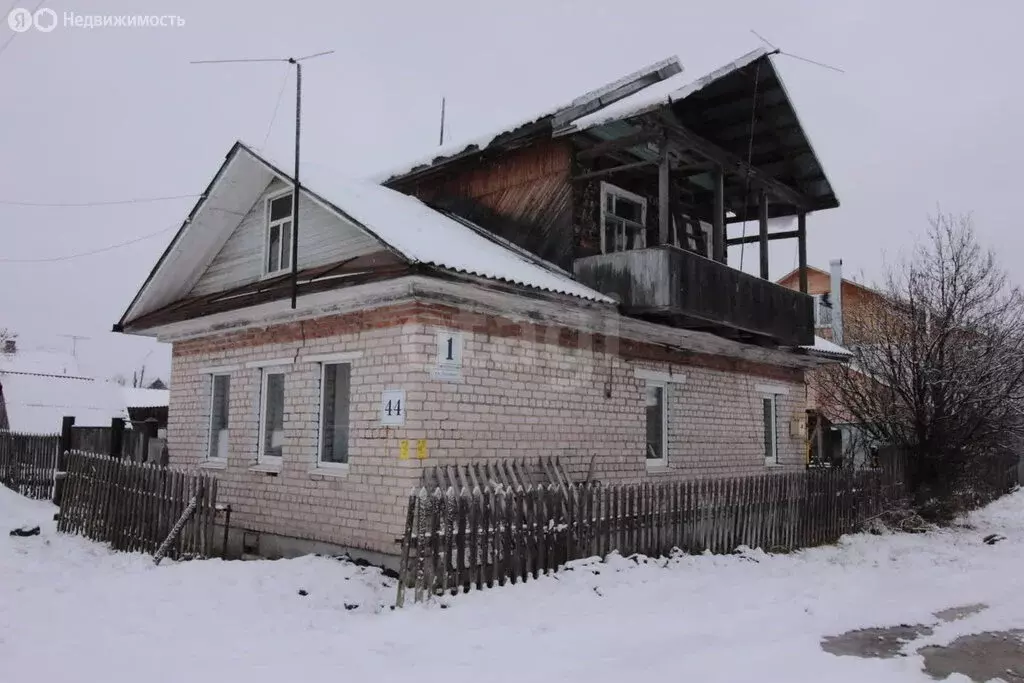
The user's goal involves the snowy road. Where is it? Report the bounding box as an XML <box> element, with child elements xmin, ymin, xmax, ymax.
<box><xmin>2</xmin><ymin>487</ymin><xmax>1021</xmax><ymax>683</ymax></box>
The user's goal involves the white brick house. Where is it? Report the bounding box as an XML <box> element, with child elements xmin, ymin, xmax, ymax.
<box><xmin>117</xmin><ymin>51</ymin><xmax>845</xmax><ymax>564</ymax></box>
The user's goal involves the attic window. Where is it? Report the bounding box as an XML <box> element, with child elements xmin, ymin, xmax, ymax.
<box><xmin>600</xmin><ymin>182</ymin><xmax>647</xmax><ymax>254</ymax></box>
<box><xmin>265</xmin><ymin>191</ymin><xmax>294</xmax><ymax>275</ymax></box>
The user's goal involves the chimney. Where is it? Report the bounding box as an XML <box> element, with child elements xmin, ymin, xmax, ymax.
<box><xmin>2</xmin><ymin>339</ymin><xmax>15</xmax><ymax>354</ymax></box>
<box><xmin>829</xmin><ymin>259</ymin><xmax>844</xmax><ymax>345</ymax></box>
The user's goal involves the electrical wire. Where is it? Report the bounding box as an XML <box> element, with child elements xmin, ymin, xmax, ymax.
<box><xmin>0</xmin><ymin>223</ymin><xmax>178</xmax><ymax>263</ymax></box>
<box><xmin>260</xmin><ymin>67</ymin><xmax>291</xmax><ymax>149</ymax></box>
<box><xmin>738</xmin><ymin>60</ymin><xmax>762</xmax><ymax>271</ymax></box>
<box><xmin>0</xmin><ymin>193</ymin><xmax>200</xmax><ymax>207</ymax></box>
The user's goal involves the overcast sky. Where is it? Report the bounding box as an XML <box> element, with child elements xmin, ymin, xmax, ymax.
<box><xmin>2</xmin><ymin>0</ymin><xmax>1022</xmax><ymax>380</ymax></box>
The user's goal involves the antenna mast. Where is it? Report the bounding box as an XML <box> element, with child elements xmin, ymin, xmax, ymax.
<box><xmin>439</xmin><ymin>96</ymin><xmax>446</xmax><ymax>146</ymax></box>
<box><xmin>191</xmin><ymin>50</ymin><xmax>335</xmax><ymax>309</ymax></box>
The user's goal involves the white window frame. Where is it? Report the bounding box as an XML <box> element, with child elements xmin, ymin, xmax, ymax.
<box><xmin>600</xmin><ymin>181</ymin><xmax>648</xmax><ymax>254</ymax></box>
<box><xmin>257</xmin><ymin>369</ymin><xmax>286</xmax><ymax>463</ymax></box>
<box><xmin>263</xmin><ymin>189</ymin><xmax>295</xmax><ymax>277</ymax></box>
<box><xmin>644</xmin><ymin>380</ymin><xmax>668</xmax><ymax>468</ymax></box>
<box><xmin>206</xmin><ymin>373</ymin><xmax>230</xmax><ymax>463</ymax></box>
<box><xmin>762</xmin><ymin>393</ymin><xmax>779</xmax><ymax>465</ymax></box>
<box><xmin>316</xmin><ymin>362</ymin><xmax>352</xmax><ymax>470</ymax></box>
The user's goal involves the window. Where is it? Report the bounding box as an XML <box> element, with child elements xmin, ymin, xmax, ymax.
<box><xmin>258</xmin><ymin>370</ymin><xmax>286</xmax><ymax>461</ymax></box>
<box><xmin>318</xmin><ymin>363</ymin><xmax>351</xmax><ymax>466</ymax></box>
<box><xmin>645</xmin><ymin>382</ymin><xmax>667</xmax><ymax>465</ymax></box>
<box><xmin>600</xmin><ymin>182</ymin><xmax>647</xmax><ymax>254</ymax></box>
<box><xmin>813</xmin><ymin>293</ymin><xmax>834</xmax><ymax>328</ymax></box>
<box><xmin>265</xmin><ymin>192</ymin><xmax>294</xmax><ymax>275</ymax></box>
<box><xmin>207</xmin><ymin>374</ymin><xmax>230</xmax><ymax>461</ymax></box>
<box><xmin>763</xmin><ymin>395</ymin><xmax>779</xmax><ymax>464</ymax></box>
<box><xmin>670</xmin><ymin>217</ymin><xmax>712</xmax><ymax>258</ymax></box>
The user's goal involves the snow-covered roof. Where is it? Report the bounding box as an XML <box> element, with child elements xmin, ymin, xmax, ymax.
<box><xmin>265</xmin><ymin>148</ymin><xmax>612</xmax><ymax>303</ymax></box>
<box><xmin>375</xmin><ymin>56</ymin><xmax>684</xmax><ymax>184</ymax></box>
<box><xmin>119</xmin><ymin>142</ymin><xmax>612</xmax><ymax>327</ymax></box>
<box><xmin>0</xmin><ymin>372</ymin><xmax>129</xmax><ymax>434</ymax></box>
<box><xmin>799</xmin><ymin>335</ymin><xmax>853</xmax><ymax>360</ymax></box>
<box><xmin>122</xmin><ymin>387</ymin><xmax>169</xmax><ymax>408</ymax></box>
<box><xmin>0</xmin><ymin>350</ymin><xmax>81</xmax><ymax>377</ymax></box>
<box><xmin>565</xmin><ymin>48</ymin><xmax>771</xmax><ymax>132</ymax></box>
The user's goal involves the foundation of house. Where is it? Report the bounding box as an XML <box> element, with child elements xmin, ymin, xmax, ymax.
<box><xmin>215</xmin><ymin>524</ymin><xmax>401</xmax><ymax>572</ymax></box>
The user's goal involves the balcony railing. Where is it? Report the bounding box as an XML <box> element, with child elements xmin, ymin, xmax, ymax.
<box><xmin>574</xmin><ymin>246</ymin><xmax>814</xmax><ymax>346</ymax></box>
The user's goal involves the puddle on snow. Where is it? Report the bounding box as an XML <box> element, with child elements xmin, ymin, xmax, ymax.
<box><xmin>920</xmin><ymin>630</ymin><xmax>1024</xmax><ymax>682</ymax></box>
<box><xmin>933</xmin><ymin>603</ymin><xmax>988</xmax><ymax>623</ymax></box>
<box><xmin>821</xmin><ymin>624</ymin><xmax>934</xmax><ymax>659</ymax></box>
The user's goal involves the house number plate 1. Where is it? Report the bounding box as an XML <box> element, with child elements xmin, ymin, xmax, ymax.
<box><xmin>380</xmin><ymin>388</ymin><xmax>406</xmax><ymax>426</ymax></box>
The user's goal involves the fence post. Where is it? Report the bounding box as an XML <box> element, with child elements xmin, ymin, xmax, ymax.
<box><xmin>54</xmin><ymin>415</ymin><xmax>75</xmax><ymax>507</ymax></box>
<box><xmin>141</xmin><ymin>418</ymin><xmax>159</xmax><ymax>463</ymax></box>
<box><xmin>109</xmin><ymin>417</ymin><xmax>125</xmax><ymax>459</ymax></box>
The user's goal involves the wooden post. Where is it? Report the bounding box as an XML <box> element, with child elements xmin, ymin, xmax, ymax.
<box><xmin>658</xmin><ymin>147</ymin><xmax>671</xmax><ymax>246</ymax></box>
<box><xmin>797</xmin><ymin>212</ymin><xmax>808</xmax><ymax>293</ymax></box>
<box><xmin>758</xmin><ymin>190</ymin><xmax>769</xmax><ymax>279</ymax></box>
<box><xmin>713</xmin><ymin>166</ymin><xmax>725</xmax><ymax>263</ymax></box>
<box><xmin>54</xmin><ymin>415</ymin><xmax>75</xmax><ymax>507</ymax></box>
<box><xmin>109</xmin><ymin>417</ymin><xmax>125</xmax><ymax>459</ymax></box>
<box><xmin>141</xmin><ymin>418</ymin><xmax>159</xmax><ymax>463</ymax></box>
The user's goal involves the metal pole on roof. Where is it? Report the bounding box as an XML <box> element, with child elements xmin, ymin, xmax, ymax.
<box><xmin>439</xmin><ymin>96</ymin><xmax>446</xmax><ymax>146</ymax></box>
<box><xmin>289</xmin><ymin>58</ymin><xmax>302</xmax><ymax>309</ymax></box>
<box><xmin>190</xmin><ymin>50</ymin><xmax>335</xmax><ymax>310</ymax></box>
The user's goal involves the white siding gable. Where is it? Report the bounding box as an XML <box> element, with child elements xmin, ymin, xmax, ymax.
<box><xmin>189</xmin><ymin>179</ymin><xmax>381</xmax><ymax>298</ymax></box>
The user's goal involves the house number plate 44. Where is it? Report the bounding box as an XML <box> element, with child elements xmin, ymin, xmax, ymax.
<box><xmin>380</xmin><ymin>388</ymin><xmax>406</xmax><ymax>426</ymax></box>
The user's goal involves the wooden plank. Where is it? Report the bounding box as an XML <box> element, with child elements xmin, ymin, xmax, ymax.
<box><xmin>468</xmin><ymin>487</ymin><xmax>480</xmax><ymax>589</ymax></box>
<box><xmin>396</xmin><ymin>491</ymin><xmax>417</xmax><ymax>607</ymax></box>
<box><xmin>425</xmin><ymin>489</ymin><xmax>443</xmax><ymax>597</ymax></box>
<box><xmin>659</xmin><ymin>150</ymin><xmax>671</xmax><ymax>246</ymax></box>
<box><xmin>440</xmin><ymin>488</ymin><xmax>455</xmax><ymax>594</ymax></box>
<box><xmin>486</xmin><ymin>487</ymin><xmax>498</xmax><ymax>588</ymax></box>
<box><xmin>455</xmin><ymin>488</ymin><xmax>468</xmax><ymax>592</ymax></box>
<box><xmin>797</xmin><ymin>213</ymin><xmax>808</xmax><ymax>293</ymax></box>
<box><xmin>726</xmin><ymin>230</ymin><xmax>800</xmax><ymax>247</ymax></box>
<box><xmin>713</xmin><ymin>167</ymin><xmax>726</xmax><ymax>263</ymax></box>
<box><xmin>759</xmin><ymin>190</ymin><xmax>769</xmax><ymax>280</ymax></box>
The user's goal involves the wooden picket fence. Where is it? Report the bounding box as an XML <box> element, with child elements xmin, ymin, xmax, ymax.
<box><xmin>0</xmin><ymin>431</ymin><xmax>59</xmax><ymax>500</ymax></box>
<box><xmin>397</xmin><ymin>466</ymin><xmax>907</xmax><ymax>605</ymax></box>
<box><xmin>56</xmin><ymin>450</ymin><xmax>219</xmax><ymax>559</ymax></box>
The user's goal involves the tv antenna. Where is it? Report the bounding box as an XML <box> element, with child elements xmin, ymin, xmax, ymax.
<box><xmin>750</xmin><ymin>30</ymin><xmax>845</xmax><ymax>74</ymax></box>
<box><xmin>57</xmin><ymin>333</ymin><xmax>90</xmax><ymax>358</ymax></box>
<box><xmin>191</xmin><ymin>49</ymin><xmax>336</xmax><ymax>309</ymax></box>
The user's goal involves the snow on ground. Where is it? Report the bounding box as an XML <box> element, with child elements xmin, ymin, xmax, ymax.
<box><xmin>2</xmin><ymin>486</ymin><xmax>1022</xmax><ymax>683</ymax></box>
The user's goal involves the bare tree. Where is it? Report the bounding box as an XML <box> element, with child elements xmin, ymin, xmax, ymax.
<box><xmin>819</xmin><ymin>214</ymin><xmax>1024</xmax><ymax>519</ymax></box>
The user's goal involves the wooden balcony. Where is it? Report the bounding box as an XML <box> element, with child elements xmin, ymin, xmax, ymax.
<box><xmin>574</xmin><ymin>246</ymin><xmax>814</xmax><ymax>346</ymax></box>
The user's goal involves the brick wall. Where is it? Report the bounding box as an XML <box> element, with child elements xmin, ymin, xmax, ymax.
<box><xmin>169</xmin><ymin>302</ymin><xmax>806</xmax><ymax>558</ymax></box>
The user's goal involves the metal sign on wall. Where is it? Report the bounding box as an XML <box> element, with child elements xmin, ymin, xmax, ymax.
<box><xmin>380</xmin><ymin>388</ymin><xmax>406</xmax><ymax>426</ymax></box>
<box><xmin>432</xmin><ymin>329</ymin><xmax>463</xmax><ymax>381</ymax></box>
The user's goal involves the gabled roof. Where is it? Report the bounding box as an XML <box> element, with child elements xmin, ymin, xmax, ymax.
<box><xmin>118</xmin><ymin>143</ymin><xmax>611</xmax><ymax>328</ymax></box>
<box><xmin>775</xmin><ymin>265</ymin><xmax>885</xmax><ymax>299</ymax></box>
<box><xmin>380</xmin><ymin>48</ymin><xmax>838</xmax><ymax>214</ymax></box>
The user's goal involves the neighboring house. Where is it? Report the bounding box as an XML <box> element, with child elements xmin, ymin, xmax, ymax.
<box><xmin>777</xmin><ymin>261</ymin><xmax>881</xmax><ymax>465</ymax></box>
<box><xmin>0</xmin><ymin>341</ymin><xmax>130</xmax><ymax>434</ymax></box>
<box><xmin>116</xmin><ymin>48</ymin><xmax>844</xmax><ymax>564</ymax></box>
<box><xmin>123</xmin><ymin>387</ymin><xmax>170</xmax><ymax>434</ymax></box>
